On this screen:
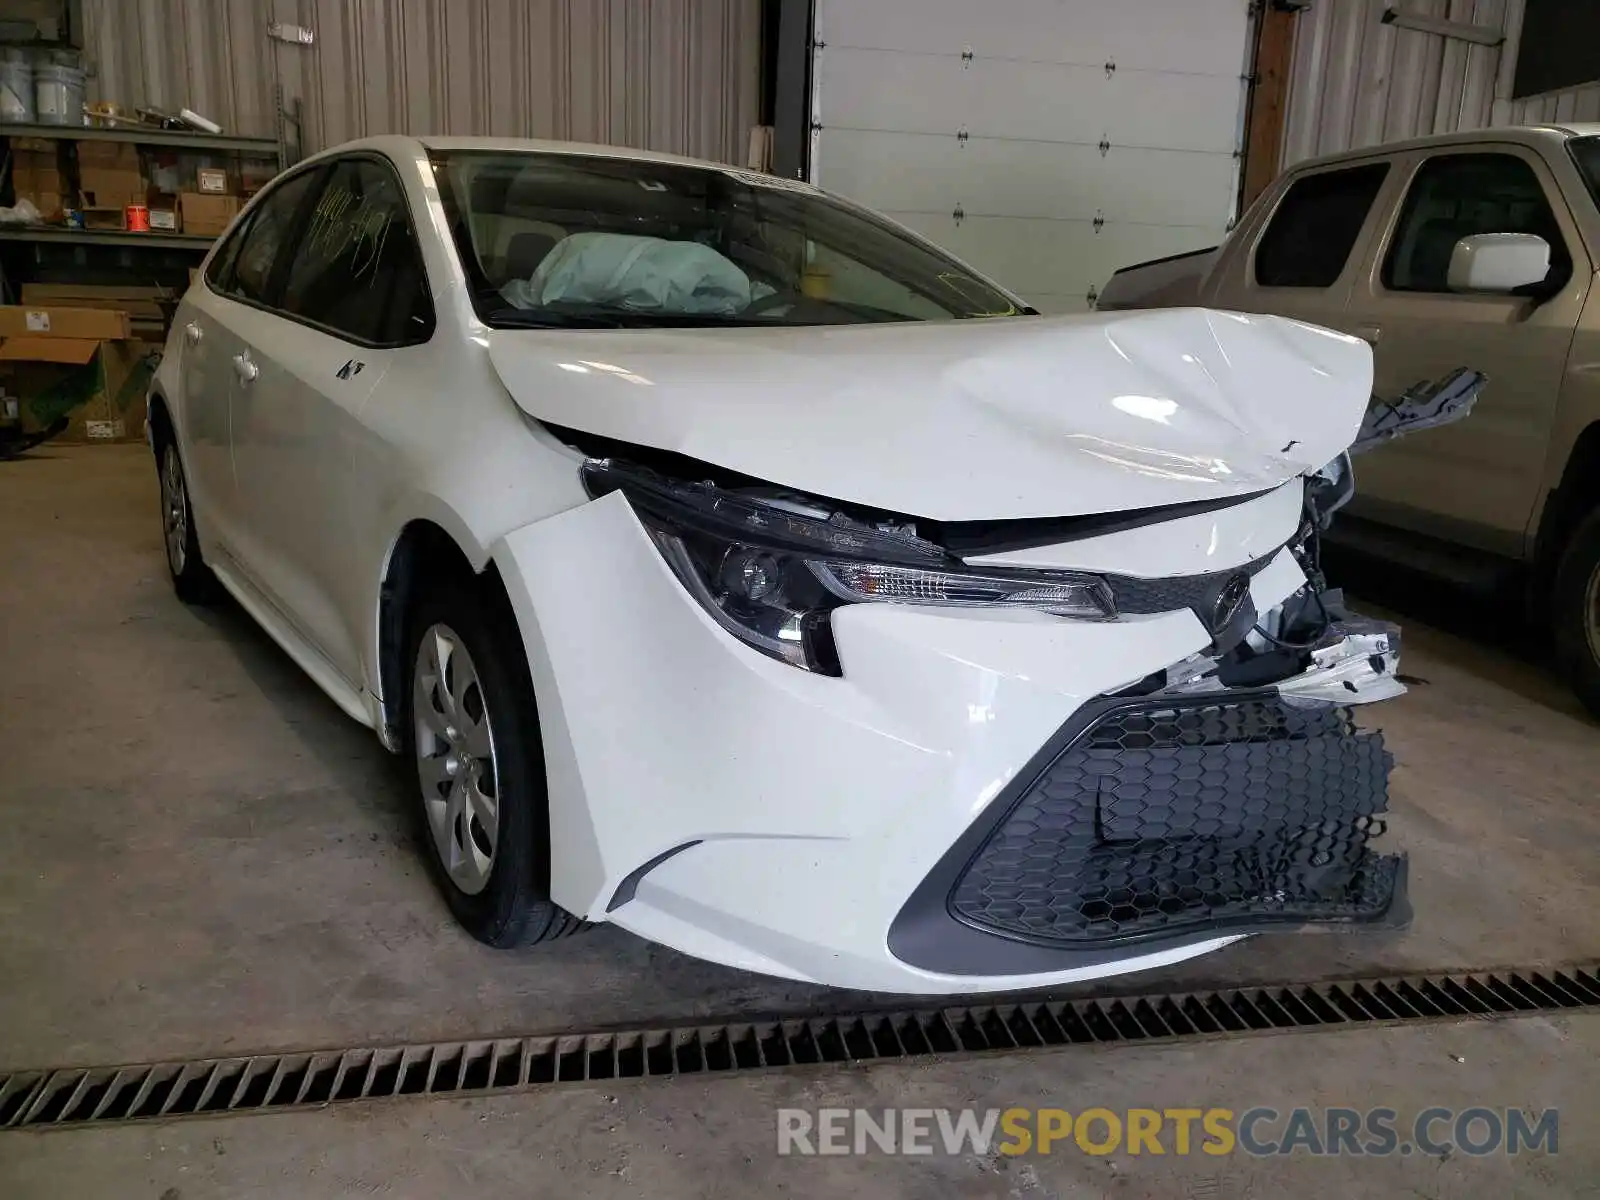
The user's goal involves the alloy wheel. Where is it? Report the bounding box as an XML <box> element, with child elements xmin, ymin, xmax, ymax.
<box><xmin>413</xmin><ymin>623</ymin><xmax>501</xmax><ymax>895</ymax></box>
<box><xmin>160</xmin><ymin>444</ymin><xmax>187</xmax><ymax>576</ymax></box>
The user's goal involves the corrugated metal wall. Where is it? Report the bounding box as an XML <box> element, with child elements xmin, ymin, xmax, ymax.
<box><xmin>80</xmin><ymin>0</ymin><xmax>762</xmax><ymax>163</ymax></box>
<box><xmin>1281</xmin><ymin>0</ymin><xmax>1600</xmax><ymax>168</ymax></box>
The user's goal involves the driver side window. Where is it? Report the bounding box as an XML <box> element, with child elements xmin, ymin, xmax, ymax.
<box><xmin>1382</xmin><ymin>153</ymin><xmax>1570</xmax><ymax>293</ymax></box>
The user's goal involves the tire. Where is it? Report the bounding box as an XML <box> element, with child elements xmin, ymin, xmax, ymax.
<box><xmin>1552</xmin><ymin>504</ymin><xmax>1600</xmax><ymax>720</ymax></box>
<box><xmin>401</xmin><ymin>573</ymin><xmax>585</xmax><ymax>947</ymax></box>
<box><xmin>154</xmin><ymin>431</ymin><xmax>219</xmax><ymax>605</ymax></box>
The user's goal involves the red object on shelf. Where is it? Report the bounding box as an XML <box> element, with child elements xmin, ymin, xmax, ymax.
<box><xmin>125</xmin><ymin>204</ymin><xmax>150</xmax><ymax>232</ymax></box>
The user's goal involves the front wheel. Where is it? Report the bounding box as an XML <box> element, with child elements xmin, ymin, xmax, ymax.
<box><xmin>402</xmin><ymin>576</ymin><xmax>585</xmax><ymax>947</ymax></box>
<box><xmin>1552</xmin><ymin>505</ymin><xmax>1600</xmax><ymax>720</ymax></box>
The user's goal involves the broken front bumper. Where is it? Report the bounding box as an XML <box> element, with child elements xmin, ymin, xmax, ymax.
<box><xmin>493</xmin><ymin>491</ymin><xmax>1409</xmax><ymax>994</ymax></box>
<box><xmin>890</xmin><ymin>688</ymin><xmax>1408</xmax><ymax>976</ymax></box>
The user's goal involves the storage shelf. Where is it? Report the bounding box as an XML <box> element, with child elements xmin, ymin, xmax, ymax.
<box><xmin>0</xmin><ymin>122</ymin><xmax>278</xmax><ymax>155</ymax></box>
<box><xmin>0</xmin><ymin>226</ymin><xmax>213</xmax><ymax>250</ymax></box>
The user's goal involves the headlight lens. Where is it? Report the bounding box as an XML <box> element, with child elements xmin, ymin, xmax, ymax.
<box><xmin>584</xmin><ymin>459</ymin><xmax>1115</xmax><ymax>673</ymax></box>
<box><xmin>810</xmin><ymin>560</ymin><xmax>1112</xmax><ymax>615</ymax></box>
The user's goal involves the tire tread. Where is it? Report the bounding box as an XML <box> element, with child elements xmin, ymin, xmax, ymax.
<box><xmin>1552</xmin><ymin>504</ymin><xmax>1600</xmax><ymax>721</ymax></box>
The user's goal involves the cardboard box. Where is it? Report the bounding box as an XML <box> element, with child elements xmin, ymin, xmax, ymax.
<box><xmin>21</xmin><ymin>284</ymin><xmax>174</xmax><ymax>343</ymax></box>
<box><xmin>0</xmin><ymin>307</ymin><xmax>131</xmax><ymax>340</ymax></box>
<box><xmin>196</xmin><ymin>166</ymin><xmax>229</xmax><ymax>194</ymax></box>
<box><xmin>76</xmin><ymin>140</ymin><xmax>139</xmax><ymax>166</ymax></box>
<box><xmin>16</xmin><ymin>166</ymin><xmax>66</xmax><ymax>196</ymax></box>
<box><xmin>0</xmin><ymin>306</ymin><xmax>154</xmax><ymax>444</ymax></box>
<box><xmin>146</xmin><ymin>189</ymin><xmax>180</xmax><ymax>232</ymax></box>
<box><xmin>79</xmin><ymin>164</ymin><xmax>145</xmax><ymax>210</ymax></box>
<box><xmin>13</xmin><ymin>149</ymin><xmax>62</xmax><ymax>185</ymax></box>
<box><xmin>81</xmin><ymin>207</ymin><xmax>127</xmax><ymax>231</ymax></box>
<box><xmin>179</xmin><ymin>191</ymin><xmax>240</xmax><ymax>237</ymax></box>
<box><xmin>12</xmin><ymin>145</ymin><xmax>65</xmax><ymax>216</ymax></box>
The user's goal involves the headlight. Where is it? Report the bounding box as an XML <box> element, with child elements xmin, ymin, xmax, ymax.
<box><xmin>583</xmin><ymin>459</ymin><xmax>1115</xmax><ymax>674</ymax></box>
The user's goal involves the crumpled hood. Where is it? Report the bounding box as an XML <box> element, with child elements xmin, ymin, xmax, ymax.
<box><xmin>488</xmin><ymin>307</ymin><xmax>1372</xmax><ymax>521</ymax></box>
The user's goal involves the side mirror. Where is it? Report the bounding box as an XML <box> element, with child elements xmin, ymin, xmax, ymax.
<box><xmin>1447</xmin><ymin>233</ymin><xmax>1551</xmax><ymax>293</ymax></box>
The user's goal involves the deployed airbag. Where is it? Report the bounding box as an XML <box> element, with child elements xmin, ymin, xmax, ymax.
<box><xmin>501</xmin><ymin>232</ymin><xmax>752</xmax><ymax>315</ymax></box>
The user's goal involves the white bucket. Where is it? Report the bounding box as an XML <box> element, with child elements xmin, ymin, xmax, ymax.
<box><xmin>35</xmin><ymin>63</ymin><xmax>84</xmax><ymax>126</ymax></box>
<box><xmin>0</xmin><ymin>56</ymin><xmax>32</xmax><ymax>122</ymax></box>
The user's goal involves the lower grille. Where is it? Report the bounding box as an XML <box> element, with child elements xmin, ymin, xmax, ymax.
<box><xmin>950</xmin><ymin>695</ymin><xmax>1399</xmax><ymax>946</ymax></box>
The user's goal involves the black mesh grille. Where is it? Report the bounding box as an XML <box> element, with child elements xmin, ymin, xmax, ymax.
<box><xmin>950</xmin><ymin>696</ymin><xmax>1398</xmax><ymax>946</ymax></box>
<box><xmin>1106</xmin><ymin>551</ymin><xmax>1278</xmax><ymax>615</ymax></box>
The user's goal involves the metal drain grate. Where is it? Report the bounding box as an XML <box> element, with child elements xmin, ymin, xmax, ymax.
<box><xmin>3</xmin><ymin>963</ymin><xmax>1596</xmax><ymax>1130</ymax></box>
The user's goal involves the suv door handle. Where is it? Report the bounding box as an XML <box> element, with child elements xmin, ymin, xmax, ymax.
<box><xmin>1352</xmin><ymin>324</ymin><xmax>1383</xmax><ymax>345</ymax></box>
<box><xmin>184</xmin><ymin>321</ymin><xmax>203</xmax><ymax>345</ymax></box>
<box><xmin>232</xmin><ymin>352</ymin><xmax>259</xmax><ymax>384</ymax></box>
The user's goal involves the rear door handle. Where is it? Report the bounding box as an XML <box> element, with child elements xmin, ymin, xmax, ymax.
<box><xmin>232</xmin><ymin>352</ymin><xmax>259</xmax><ymax>384</ymax></box>
<box><xmin>1352</xmin><ymin>324</ymin><xmax>1382</xmax><ymax>345</ymax></box>
<box><xmin>185</xmin><ymin>321</ymin><xmax>203</xmax><ymax>346</ymax></box>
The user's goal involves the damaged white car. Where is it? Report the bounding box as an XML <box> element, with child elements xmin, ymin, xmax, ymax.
<box><xmin>150</xmin><ymin>137</ymin><xmax>1468</xmax><ymax>994</ymax></box>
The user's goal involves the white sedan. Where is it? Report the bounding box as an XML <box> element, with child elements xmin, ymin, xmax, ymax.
<box><xmin>152</xmin><ymin>136</ymin><xmax>1412</xmax><ymax>994</ymax></box>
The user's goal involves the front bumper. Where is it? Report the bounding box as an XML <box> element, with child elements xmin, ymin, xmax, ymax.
<box><xmin>892</xmin><ymin>690</ymin><xmax>1405</xmax><ymax>976</ymax></box>
<box><xmin>493</xmin><ymin>491</ymin><xmax>1406</xmax><ymax>995</ymax></box>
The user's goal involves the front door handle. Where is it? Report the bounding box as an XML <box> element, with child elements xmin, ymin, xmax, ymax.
<box><xmin>232</xmin><ymin>352</ymin><xmax>259</xmax><ymax>384</ymax></box>
<box><xmin>1352</xmin><ymin>324</ymin><xmax>1383</xmax><ymax>345</ymax></box>
<box><xmin>185</xmin><ymin>321</ymin><xmax>203</xmax><ymax>346</ymax></box>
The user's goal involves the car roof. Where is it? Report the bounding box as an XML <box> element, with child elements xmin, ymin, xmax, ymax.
<box><xmin>296</xmin><ymin>133</ymin><xmax>732</xmax><ymax>173</ymax></box>
<box><xmin>1289</xmin><ymin>123</ymin><xmax>1600</xmax><ymax>172</ymax></box>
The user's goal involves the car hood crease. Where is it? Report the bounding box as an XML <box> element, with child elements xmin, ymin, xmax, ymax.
<box><xmin>486</xmin><ymin>306</ymin><xmax>1373</xmax><ymax>521</ymax></box>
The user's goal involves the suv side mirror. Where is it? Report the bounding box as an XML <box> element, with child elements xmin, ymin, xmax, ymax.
<box><xmin>1447</xmin><ymin>233</ymin><xmax>1551</xmax><ymax>293</ymax></box>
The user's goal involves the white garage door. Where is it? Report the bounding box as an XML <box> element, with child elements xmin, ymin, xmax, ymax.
<box><xmin>810</xmin><ymin>0</ymin><xmax>1251</xmax><ymax>313</ymax></box>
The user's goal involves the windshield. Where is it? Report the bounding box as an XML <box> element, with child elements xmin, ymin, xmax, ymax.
<box><xmin>1571</xmin><ymin>135</ymin><xmax>1600</xmax><ymax>212</ymax></box>
<box><xmin>431</xmin><ymin>150</ymin><xmax>1025</xmax><ymax>328</ymax></box>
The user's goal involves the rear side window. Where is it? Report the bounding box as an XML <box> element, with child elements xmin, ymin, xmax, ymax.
<box><xmin>1255</xmin><ymin>163</ymin><xmax>1390</xmax><ymax>288</ymax></box>
<box><xmin>227</xmin><ymin>170</ymin><xmax>320</xmax><ymax>305</ymax></box>
<box><xmin>277</xmin><ymin>158</ymin><xmax>435</xmax><ymax>346</ymax></box>
<box><xmin>204</xmin><ymin>211</ymin><xmax>252</xmax><ymax>291</ymax></box>
<box><xmin>1382</xmin><ymin>152</ymin><xmax>1570</xmax><ymax>292</ymax></box>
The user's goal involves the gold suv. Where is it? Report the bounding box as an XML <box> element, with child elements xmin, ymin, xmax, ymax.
<box><xmin>1100</xmin><ymin>124</ymin><xmax>1600</xmax><ymax>719</ymax></box>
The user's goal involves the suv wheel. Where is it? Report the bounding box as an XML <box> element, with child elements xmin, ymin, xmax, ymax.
<box><xmin>1553</xmin><ymin>504</ymin><xmax>1600</xmax><ymax>720</ymax></box>
<box><xmin>402</xmin><ymin>575</ymin><xmax>585</xmax><ymax>947</ymax></box>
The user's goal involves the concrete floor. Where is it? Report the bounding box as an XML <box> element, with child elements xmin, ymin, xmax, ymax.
<box><xmin>2</xmin><ymin>444</ymin><xmax>1598</xmax><ymax>1197</ymax></box>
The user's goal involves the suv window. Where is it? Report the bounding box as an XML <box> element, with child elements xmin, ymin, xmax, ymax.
<box><xmin>1383</xmin><ymin>152</ymin><xmax>1570</xmax><ymax>292</ymax></box>
<box><xmin>1570</xmin><ymin>135</ymin><xmax>1600</xmax><ymax>210</ymax></box>
<box><xmin>226</xmin><ymin>169</ymin><xmax>320</xmax><ymax>305</ymax></box>
<box><xmin>1255</xmin><ymin>163</ymin><xmax>1390</xmax><ymax>288</ymax></box>
<box><xmin>278</xmin><ymin>158</ymin><xmax>435</xmax><ymax>346</ymax></box>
